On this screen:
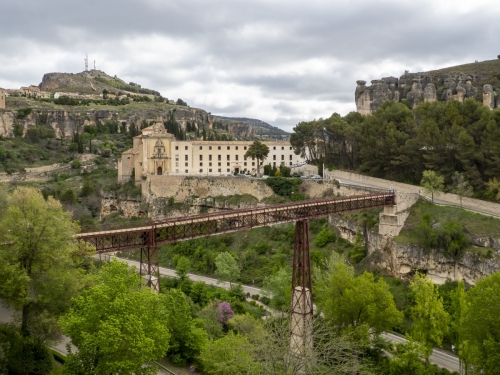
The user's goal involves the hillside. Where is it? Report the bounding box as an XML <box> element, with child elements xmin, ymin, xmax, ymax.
<box><xmin>40</xmin><ymin>70</ymin><xmax>161</xmax><ymax>96</ymax></box>
<box><xmin>216</xmin><ymin>116</ymin><xmax>288</xmax><ymax>137</ymax></box>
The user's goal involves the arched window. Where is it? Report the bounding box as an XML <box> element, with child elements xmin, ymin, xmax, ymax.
<box><xmin>157</xmin><ymin>166</ymin><xmax>162</xmax><ymax>175</ymax></box>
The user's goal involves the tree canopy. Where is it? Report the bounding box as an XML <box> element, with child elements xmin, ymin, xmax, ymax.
<box><xmin>244</xmin><ymin>140</ymin><xmax>270</xmax><ymax>176</ymax></box>
<box><xmin>461</xmin><ymin>273</ymin><xmax>500</xmax><ymax>374</ymax></box>
<box><xmin>314</xmin><ymin>254</ymin><xmax>403</xmax><ymax>338</ymax></box>
<box><xmin>0</xmin><ymin>187</ymin><xmax>89</xmax><ymax>341</ymax></box>
<box><xmin>60</xmin><ymin>260</ymin><xmax>170</xmax><ymax>375</ymax></box>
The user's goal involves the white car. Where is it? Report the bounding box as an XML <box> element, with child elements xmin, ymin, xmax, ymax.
<box><xmin>311</xmin><ymin>175</ymin><xmax>323</xmax><ymax>180</ymax></box>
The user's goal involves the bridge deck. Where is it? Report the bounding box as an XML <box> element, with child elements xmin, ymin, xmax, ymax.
<box><xmin>78</xmin><ymin>193</ymin><xmax>394</xmax><ymax>253</ymax></box>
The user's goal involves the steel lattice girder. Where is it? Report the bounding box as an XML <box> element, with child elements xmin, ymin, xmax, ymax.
<box><xmin>77</xmin><ymin>193</ymin><xmax>395</xmax><ymax>253</ymax></box>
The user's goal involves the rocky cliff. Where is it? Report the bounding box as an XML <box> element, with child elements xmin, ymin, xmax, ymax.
<box><xmin>355</xmin><ymin>59</ymin><xmax>500</xmax><ymax>114</ymax></box>
<box><xmin>329</xmin><ymin>215</ymin><xmax>500</xmax><ymax>285</ymax></box>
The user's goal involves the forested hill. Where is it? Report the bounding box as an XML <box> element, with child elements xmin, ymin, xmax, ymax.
<box><xmin>290</xmin><ymin>99</ymin><xmax>500</xmax><ymax>202</ymax></box>
<box><xmin>216</xmin><ymin>116</ymin><xmax>288</xmax><ymax>135</ymax></box>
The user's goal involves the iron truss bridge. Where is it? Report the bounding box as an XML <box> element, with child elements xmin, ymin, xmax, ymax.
<box><xmin>78</xmin><ymin>193</ymin><xmax>395</xmax><ymax>253</ymax></box>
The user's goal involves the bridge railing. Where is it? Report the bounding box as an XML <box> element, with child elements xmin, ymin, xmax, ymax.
<box><xmin>77</xmin><ymin>193</ymin><xmax>395</xmax><ymax>253</ymax></box>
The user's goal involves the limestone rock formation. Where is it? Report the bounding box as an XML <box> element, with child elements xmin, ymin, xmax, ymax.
<box><xmin>483</xmin><ymin>84</ymin><xmax>496</xmax><ymax>109</ymax></box>
<box><xmin>355</xmin><ymin>59</ymin><xmax>500</xmax><ymax>113</ymax></box>
<box><xmin>423</xmin><ymin>83</ymin><xmax>437</xmax><ymax>102</ymax></box>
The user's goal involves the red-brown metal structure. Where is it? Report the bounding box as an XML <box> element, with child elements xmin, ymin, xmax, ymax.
<box><xmin>78</xmin><ymin>193</ymin><xmax>395</xmax><ymax>292</ymax></box>
<box><xmin>289</xmin><ymin>220</ymin><xmax>314</xmax><ymax>358</ymax></box>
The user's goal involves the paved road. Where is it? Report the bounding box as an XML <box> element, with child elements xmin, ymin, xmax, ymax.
<box><xmin>118</xmin><ymin>257</ymin><xmax>264</xmax><ymax>296</ymax></box>
<box><xmin>381</xmin><ymin>333</ymin><xmax>460</xmax><ymax>373</ymax></box>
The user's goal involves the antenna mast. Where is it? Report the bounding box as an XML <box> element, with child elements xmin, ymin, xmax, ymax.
<box><xmin>85</xmin><ymin>54</ymin><xmax>88</xmax><ymax>71</ymax></box>
<box><xmin>94</xmin><ymin>60</ymin><xmax>96</xmax><ymax>70</ymax></box>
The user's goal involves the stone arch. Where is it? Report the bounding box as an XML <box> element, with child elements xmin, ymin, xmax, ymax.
<box><xmin>157</xmin><ymin>166</ymin><xmax>162</xmax><ymax>175</ymax></box>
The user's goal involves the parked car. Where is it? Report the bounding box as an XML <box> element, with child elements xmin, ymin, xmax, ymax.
<box><xmin>261</xmin><ymin>175</ymin><xmax>269</xmax><ymax>179</ymax></box>
<box><xmin>300</xmin><ymin>175</ymin><xmax>309</xmax><ymax>179</ymax></box>
<box><xmin>226</xmin><ymin>174</ymin><xmax>234</xmax><ymax>177</ymax></box>
<box><xmin>311</xmin><ymin>175</ymin><xmax>323</xmax><ymax>180</ymax></box>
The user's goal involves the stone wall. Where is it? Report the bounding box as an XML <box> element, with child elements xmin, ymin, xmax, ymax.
<box><xmin>327</xmin><ymin>169</ymin><xmax>500</xmax><ymax>216</ymax></box>
<box><xmin>144</xmin><ymin>175</ymin><xmax>275</xmax><ymax>202</ymax></box>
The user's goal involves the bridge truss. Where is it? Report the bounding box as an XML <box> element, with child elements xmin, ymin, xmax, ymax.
<box><xmin>78</xmin><ymin>193</ymin><xmax>394</xmax><ymax>356</ymax></box>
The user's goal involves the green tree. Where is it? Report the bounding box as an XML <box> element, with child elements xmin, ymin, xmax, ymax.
<box><xmin>165</xmin><ymin>289</ymin><xmax>207</xmax><ymax>365</ymax></box>
<box><xmin>0</xmin><ymin>187</ymin><xmax>86</xmax><ymax>340</ymax></box>
<box><xmin>314</xmin><ymin>253</ymin><xmax>403</xmax><ymax>338</ymax></box>
<box><xmin>409</xmin><ymin>273</ymin><xmax>450</xmax><ymax>359</ymax></box>
<box><xmin>244</xmin><ymin>140</ymin><xmax>270</xmax><ymax>177</ymax></box>
<box><xmin>485</xmin><ymin>177</ymin><xmax>500</xmax><ymax>201</ymax></box>
<box><xmin>175</xmin><ymin>256</ymin><xmax>191</xmax><ymax>281</ymax></box>
<box><xmin>387</xmin><ymin>340</ymin><xmax>428</xmax><ymax>375</ymax></box>
<box><xmin>450</xmin><ymin>172</ymin><xmax>473</xmax><ymax>207</ymax></box>
<box><xmin>215</xmin><ymin>252</ymin><xmax>240</xmax><ymax>286</ymax></box>
<box><xmin>198</xmin><ymin>332</ymin><xmax>258</xmax><ymax>375</ymax></box>
<box><xmin>262</xmin><ymin>267</ymin><xmax>292</xmax><ymax>312</ymax></box>
<box><xmin>420</xmin><ymin>169</ymin><xmax>444</xmax><ymax>202</ymax></box>
<box><xmin>60</xmin><ymin>260</ymin><xmax>170</xmax><ymax>375</ymax></box>
<box><xmin>460</xmin><ymin>273</ymin><xmax>500</xmax><ymax>374</ymax></box>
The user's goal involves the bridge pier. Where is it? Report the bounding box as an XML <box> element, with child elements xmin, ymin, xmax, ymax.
<box><xmin>290</xmin><ymin>220</ymin><xmax>314</xmax><ymax>361</ymax></box>
<box><xmin>140</xmin><ymin>247</ymin><xmax>160</xmax><ymax>293</ymax></box>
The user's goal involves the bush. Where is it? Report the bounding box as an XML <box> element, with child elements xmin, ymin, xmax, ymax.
<box><xmin>71</xmin><ymin>159</ymin><xmax>81</xmax><ymax>169</ymax></box>
<box><xmin>315</xmin><ymin>228</ymin><xmax>336</xmax><ymax>247</ymax></box>
<box><xmin>260</xmin><ymin>296</ymin><xmax>271</xmax><ymax>305</ymax></box>
<box><xmin>264</xmin><ymin>177</ymin><xmax>302</xmax><ymax>197</ymax></box>
<box><xmin>17</xmin><ymin>108</ymin><xmax>32</xmax><ymax>119</ymax></box>
<box><xmin>60</xmin><ymin>189</ymin><xmax>77</xmax><ymax>204</ymax></box>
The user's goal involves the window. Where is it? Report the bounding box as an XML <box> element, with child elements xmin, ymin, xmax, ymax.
<box><xmin>199</xmin><ymin>169</ymin><xmax>203</xmax><ymax>173</ymax></box>
<box><xmin>199</xmin><ymin>146</ymin><xmax>202</xmax><ymax>150</ymax></box>
<box><xmin>273</xmin><ymin>162</ymin><xmax>276</xmax><ymax>166</ymax></box>
<box><xmin>218</xmin><ymin>155</ymin><xmax>221</xmax><ymax>161</ymax></box>
<box><xmin>175</xmin><ymin>155</ymin><xmax>179</xmax><ymax>161</ymax></box>
<box><xmin>290</xmin><ymin>147</ymin><xmax>293</xmax><ymax>150</ymax></box>
<box><xmin>176</xmin><ymin>169</ymin><xmax>179</xmax><ymax>173</ymax></box>
<box><xmin>185</xmin><ymin>162</ymin><xmax>188</xmax><ymax>167</ymax></box>
<box><xmin>127</xmin><ymin>156</ymin><xmax>130</xmax><ymax>159</ymax></box>
<box><xmin>209</xmin><ymin>162</ymin><xmax>212</xmax><ymax>166</ymax></box>
<box><xmin>227</xmin><ymin>155</ymin><xmax>230</xmax><ymax>161</ymax></box>
<box><xmin>252</xmin><ymin>162</ymin><xmax>255</xmax><ymax>166</ymax></box>
<box><xmin>209</xmin><ymin>146</ymin><xmax>212</xmax><ymax>150</ymax></box>
<box><xmin>200</xmin><ymin>162</ymin><xmax>203</xmax><ymax>167</ymax></box>
<box><xmin>218</xmin><ymin>169</ymin><xmax>221</xmax><ymax>172</ymax></box>
<box><xmin>218</xmin><ymin>162</ymin><xmax>221</xmax><ymax>166</ymax></box>
<box><xmin>281</xmin><ymin>155</ymin><xmax>284</xmax><ymax>160</ymax></box>
<box><xmin>209</xmin><ymin>169</ymin><xmax>212</xmax><ymax>172</ymax></box>
<box><xmin>185</xmin><ymin>155</ymin><xmax>188</xmax><ymax>161</ymax></box>
<box><xmin>175</xmin><ymin>146</ymin><xmax>179</xmax><ymax>150</ymax></box>
<box><xmin>244</xmin><ymin>146</ymin><xmax>247</xmax><ymax>150</ymax></box>
<box><xmin>273</xmin><ymin>155</ymin><xmax>276</xmax><ymax>160</ymax></box>
<box><xmin>185</xmin><ymin>146</ymin><xmax>188</xmax><ymax>150</ymax></box>
<box><xmin>252</xmin><ymin>156</ymin><xmax>255</xmax><ymax>160</ymax></box>
<box><xmin>199</xmin><ymin>155</ymin><xmax>203</xmax><ymax>161</ymax></box>
<box><xmin>209</xmin><ymin>155</ymin><xmax>212</xmax><ymax>161</ymax></box>
<box><xmin>227</xmin><ymin>146</ymin><xmax>230</xmax><ymax>150</ymax></box>
<box><xmin>244</xmin><ymin>162</ymin><xmax>247</xmax><ymax>166</ymax></box>
<box><xmin>227</xmin><ymin>169</ymin><xmax>230</xmax><ymax>172</ymax></box>
<box><xmin>290</xmin><ymin>162</ymin><xmax>292</xmax><ymax>166</ymax></box>
<box><xmin>185</xmin><ymin>169</ymin><xmax>188</xmax><ymax>173</ymax></box>
<box><xmin>235</xmin><ymin>146</ymin><xmax>238</xmax><ymax>150</ymax></box>
<box><xmin>273</xmin><ymin>146</ymin><xmax>276</xmax><ymax>150</ymax></box>
<box><xmin>227</xmin><ymin>162</ymin><xmax>230</xmax><ymax>166</ymax></box>
<box><xmin>218</xmin><ymin>146</ymin><xmax>221</xmax><ymax>150</ymax></box>
<box><xmin>235</xmin><ymin>155</ymin><xmax>239</xmax><ymax>161</ymax></box>
<box><xmin>281</xmin><ymin>146</ymin><xmax>284</xmax><ymax>150</ymax></box>
<box><xmin>290</xmin><ymin>155</ymin><xmax>292</xmax><ymax>160</ymax></box>
<box><xmin>175</xmin><ymin>162</ymin><xmax>179</xmax><ymax>167</ymax></box>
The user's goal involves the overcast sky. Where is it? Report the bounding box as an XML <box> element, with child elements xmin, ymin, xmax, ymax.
<box><xmin>1</xmin><ymin>0</ymin><xmax>499</xmax><ymax>132</ymax></box>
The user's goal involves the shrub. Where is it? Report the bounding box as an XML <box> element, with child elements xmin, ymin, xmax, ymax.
<box><xmin>71</xmin><ymin>159</ymin><xmax>81</xmax><ymax>169</ymax></box>
<box><xmin>315</xmin><ymin>228</ymin><xmax>336</xmax><ymax>247</ymax></box>
<box><xmin>60</xmin><ymin>189</ymin><xmax>76</xmax><ymax>205</ymax></box>
<box><xmin>260</xmin><ymin>296</ymin><xmax>271</xmax><ymax>305</ymax></box>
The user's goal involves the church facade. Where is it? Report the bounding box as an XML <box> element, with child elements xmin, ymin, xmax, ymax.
<box><xmin>118</xmin><ymin>120</ymin><xmax>307</xmax><ymax>184</ymax></box>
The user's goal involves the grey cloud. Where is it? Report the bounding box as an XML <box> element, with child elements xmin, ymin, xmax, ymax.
<box><xmin>1</xmin><ymin>0</ymin><xmax>499</xmax><ymax>129</ymax></box>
